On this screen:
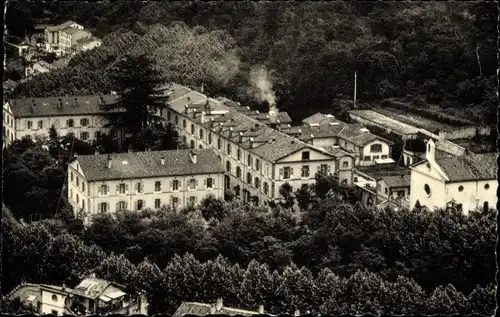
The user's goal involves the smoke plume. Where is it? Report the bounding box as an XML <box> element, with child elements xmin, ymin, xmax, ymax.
<box><xmin>248</xmin><ymin>65</ymin><xmax>277</xmax><ymax>111</ymax></box>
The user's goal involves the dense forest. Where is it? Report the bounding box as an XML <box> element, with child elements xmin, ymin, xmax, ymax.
<box><xmin>7</xmin><ymin>1</ymin><xmax>497</xmax><ymax>124</ymax></box>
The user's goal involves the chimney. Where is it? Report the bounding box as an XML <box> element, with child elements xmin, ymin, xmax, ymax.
<box><xmin>294</xmin><ymin>310</ymin><xmax>300</xmax><ymax>317</ymax></box>
<box><xmin>185</xmin><ymin>104</ymin><xmax>189</xmax><ymax>114</ymax></box>
<box><xmin>249</xmin><ymin>137</ymin><xmax>254</xmax><ymax>148</ymax></box>
<box><xmin>216</xmin><ymin>298</ymin><xmax>223</xmax><ymax>311</ymax></box>
<box><xmin>258</xmin><ymin>305</ymin><xmax>264</xmax><ymax>314</ymax></box>
<box><xmin>106</xmin><ymin>154</ymin><xmax>112</xmax><ymax>169</ymax></box>
<box><xmin>238</xmin><ymin>132</ymin><xmax>243</xmax><ymax>143</ymax></box>
<box><xmin>269</xmin><ymin>107</ymin><xmax>278</xmax><ymax>129</ymax></box>
<box><xmin>210</xmin><ymin>304</ymin><xmax>216</xmax><ymax>314</ymax></box>
<box><xmin>160</xmin><ymin>156</ymin><xmax>165</xmax><ymax>165</ymax></box>
<box><xmin>190</xmin><ymin>150</ymin><xmax>197</xmax><ymax>164</ymax></box>
<box><xmin>73</xmin><ymin>97</ymin><xmax>78</xmax><ymax>107</ymax></box>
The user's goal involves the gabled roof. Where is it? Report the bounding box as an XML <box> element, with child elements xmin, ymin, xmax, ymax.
<box><xmin>76</xmin><ymin>149</ymin><xmax>225</xmax><ymax>182</ymax></box>
<box><xmin>8</xmin><ymin>95</ymin><xmax>121</xmax><ymax>118</ymax></box>
<box><xmin>71</xmin><ymin>277</ymin><xmax>111</xmax><ymax>299</ymax></box>
<box><xmin>349</xmin><ymin>109</ymin><xmax>420</xmax><ymax>136</ymax></box>
<box><xmin>173</xmin><ymin>302</ymin><xmax>265</xmax><ymax>317</ymax></box>
<box><xmin>58</xmin><ymin>21</ymin><xmax>82</xmax><ymax>29</ymax></box>
<box><xmin>433</xmin><ymin>152</ymin><xmax>497</xmax><ymax>182</ymax></box>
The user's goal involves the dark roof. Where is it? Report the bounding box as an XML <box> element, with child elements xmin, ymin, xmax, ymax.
<box><xmin>173</xmin><ymin>302</ymin><xmax>262</xmax><ymax>317</ymax></box>
<box><xmin>357</xmin><ymin>165</ymin><xmax>411</xmax><ymax>179</ymax></box>
<box><xmin>434</xmin><ymin>152</ymin><xmax>497</xmax><ymax>182</ymax></box>
<box><xmin>8</xmin><ymin>95</ymin><xmax>121</xmax><ymax>118</ymax></box>
<box><xmin>76</xmin><ymin>149</ymin><xmax>225</xmax><ymax>181</ymax></box>
<box><xmin>379</xmin><ymin>175</ymin><xmax>411</xmax><ymax>188</ymax></box>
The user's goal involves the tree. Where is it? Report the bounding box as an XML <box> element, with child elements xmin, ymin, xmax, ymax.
<box><xmin>199</xmin><ymin>195</ymin><xmax>226</xmax><ymax>220</ymax></box>
<box><xmin>466</xmin><ymin>284</ymin><xmax>496</xmax><ymax>315</ymax></box>
<box><xmin>238</xmin><ymin>260</ymin><xmax>275</xmax><ymax>308</ymax></box>
<box><xmin>315</xmin><ymin>268</ymin><xmax>345</xmax><ymax>315</ymax></box>
<box><xmin>295</xmin><ymin>184</ymin><xmax>313</xmax><ymax>210</ymax></box>
<box><xmin>94</xmin><ymin>253</ymin><xmax>138</xmax><ymax>292</ymax></box>
<box><xmin>278</xmin><ymin>182</ymin><xmax>294</xmax><ymax>209</ymax></box>
<box><xmin>105</xmin><ymin>54</ymin><xmax>169</xmax><ymax>137</ymax></box>
<box><xmin>427</xmin><ymin>284</ymin><xmax>468</xmax><ymax>315</ymax></box>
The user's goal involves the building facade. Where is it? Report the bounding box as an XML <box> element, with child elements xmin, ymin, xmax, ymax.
<box><xmin>67</xmin><ymin>149</ymin><xmax>225</xmax><ymax>218</ymax></box>
<box><xmin>43</xmin><ymin>21</ymin><xmax>96</xmax><ymax>56</ymax></box>
<box><xmin>2</xmin><ymin>95</ymin><xmax>120</xmax><ymax>147</ymax></box>
<box><xmin>164</xmin><ymin>85</ymin><xmax>348</xmax><ymax>206</ymax></box>
<box><xmin>409</xmin><ymin>140</ymin><xmax>497</xmax><ymax>213</ymax></box>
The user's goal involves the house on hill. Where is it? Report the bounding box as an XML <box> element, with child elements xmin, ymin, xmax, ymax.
<box><xmin>173</xmin><ymin>298</ymin><xmax>278</xmax><ymax>317</ymax></box>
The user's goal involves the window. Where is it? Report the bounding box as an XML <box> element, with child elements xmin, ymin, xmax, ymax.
<box><xmin>424</xmin><ymin>184</ymin><xmax>431</xmax><ymax>197</ymax></box>
<box><xmin>137</xmin><ymin>200</ymin><xmax>144</xmax><ymax>210</ymax></box>
<box><xmin>172</xmin><ymin>180</ymin><xmax>179</xmax><ymax>191</ymax></box>
<box><xmin>301</xmin><ymin>166</ymin><xmax>310</xmax><ymax>178</ymax></box>
<box><xmin>76</xmin><ymin>194</ymin><xmax>79</xmax><ymax>204</ymax></box>
<box><xmin>167</xmin><ymin>111</ymin><xmax>171</xmax><ymax>122</ymax></box>
<box><xmin>217</xmin><ymin>138</ymin><xmax>222</xmax><ymax>149</ymax></box>
<box><xmin>226</xmin><ymin>161</ymin><xmax>231</xmax><ymax>172</ymax></box>
<box><xmin>370</xmin><ymin>144</ymin><xmax>382</xmax><ymax>153</ymax></box>
<box><xmin>227</xmin><ymin>144</ymin><xmax>232</xmax><ymax>155</ymax></box>
<box><xmin>182</xmin><ymin>119</ymin><xmax>187</xmax><ymax>129</ymax></box>
<box><xmin>94</xmin><ymin>131</ymin><xmax>101</xmax><ymax>140</ymax></box>
<box><xmin>384</xmin><ymin>187</ymin><xmax>388</xmax><ymax>194</ymax></box>
<box><xmin>255</xmin><ymin>177</ymin><xmax>260</xmax><ymax>189</ymax></box>
<box><xmin>70</xmin><ymin>172</ymin><xmax>74</xmax><ymax>182</ymax></box>
<box><xmin>199</xmin><ymin>145</ymin><xmax>203</xmax><ymax>149</ymax></box>
<box><xmin>237</xmin><ymin>149</ymin><xmax>241</xmax><ymax>161</ymax></box>
<box><xmin>118</xmin><ymin>201</ymin><xmax>126</xmax><ymax>211</ymax></box>
<box><xmin>38</xmin><ymin>120</ymin><xmax>43</xmax><ymax>129</ymax></box>
<box><xmin>190</xmin><ymin>140</ymin><xmax>195</xmax><ymax>149</ymax></box>
<box><xmin>189</xmin><ymin>196</ymin><xmax>196</xmax><ymax>205</ymax></box>
<box><xmin>81</xmin><ymin>132</ymin><xmax>89</xmax><ymax>140</ymax></box>
<box><xmin>341</xmin><ymin>179</ymin><xmax>348</xmax><ymax>185</ymax></box>
<box><xmin>199</xmin><ymin>129</ymin><xmax>204</xmax><ymax>139</ymax></box>
<box><xmin>70</xmin><ymin>189</ymin><xmax>73</xmax><ymax>199</ymax></box>
<box><xmin>264</xmin><ymin>163</ymin><xmax>269</xmax><ymax>176</ymax></box>
<box><xmin>175</xmin><ymin>115</ymin><xmax>179</xmax><ymax>125</ymax></box>
<box><xmin>458</xmin><ymin>185</ymin><xmax>464</xmax><ymax>192</ymax></box>
<box><xmin>67</xmin><ymin>132</ymin><xmax>75</xmax><ymax>138</ymax></box>
<box><xmin>189</xmin><ymin>178</ymin><xmax>197</xmax><ymax>190</ymax></box>
<box><xmin>155</xmin><ymin>181</ymin><xmax>162</xmax><ymax>192</ymax></box>
<box><xmin>155</xmin><ymin>199</ymin><xmax>161</xmax><ymax>209</ymax></box>
<box><xmin>236</xmin><ymin>166</ymin><xmax>242</xmax><ymax>178</ymax></box>
<box><xmin>100</xmin><ymin>184</ymin><xmax>108</xmax><ymax>195</ymax></box>
<box><xmin>118</xmin><ymin>183</ymin><xmax>126</xmax><ymax>194</ymax></box>
<box><xmin>484</xmin><ymin>183</ymin><xmax>490</xmax><ymax>190</ymax></box>
<box><xmin>255</xmin><ymin>159</ymin><xmax>261</xmax><ymax>171</ymax></box>
<box><xmin>172</xmin><ymin>197</ymin><xmax>179</xmax><ymax>207</ymax></box>
<box><xmin>67</xmin><ymin>119</ymin><xmax>74</xmax><ymax>127</ymax></box>
<box><xmin>100</xmin><ymin>202</ymin><xmax>108</xmax><ymax>212</ymax></box>
<box><xmin>373</xmin><ymin>155</ymin><xmax>380</xmax><ymax>160</ymax></box>
<box><xmin>247</xmin><ymin>173</ymin><xmax>252</xmax><ymax>184</ymax></box>
<box><xmin>82</xmin><ymin>200</ymin><xmax>85</xmax><ymax>210</ymax></box>
<box><xmin>52</xmin><ymin>310</ymin><xmax>58</xmax><ymax>316</ymax></box>
<box><xmin>208</xmin><ymin>133</ymin><xmax>212</xmax><ymax>145</ymax></box>
<box><xmin>206</xmin><ymin>178</ymin><xmax>213</xmax><ymax>189</ymax></box>
<box><xmin>342</xmin><ymin>161</ymin><xmax>349</xmax><ymax>168</ymax></box>
<box><xmin>136</xmin><ymin>182</ymin><xmax>144</xmax><ymax>193</ymax></box>
<box><xmin>82</xmin><ymin>182</ymin><xmax>85</xmax><ymax>192</ymax></box>
<box><xmin>247</xmin><ymin>155</ymin><xmax>253</xmax><ymax>166</ymax></box>
<box><xmin>27</xmin><ymin>121</ymin><xmax>33</xmax><ymax>129</ymax></box>
<box><xmin>381</xmin><ymin>155</ymin><xmax>388</xmax><ymax>159</ymax></box>
<box><xmin>263</xmin><ymin>182</ymin><xmax>269</xmax><ymax>195</ymax></box>
<box><xmin>80</xmin><ymin>118</ymin><xmax>89</xmax><ymax>126</ymax></box>
<box><xmin>191</xmin><ymin>124</ymin><xmax>195</xmax><ymax>134</ymax></box>
<box><xmin>302</xmin><ymin>151</ymin><xmax>310</xmax><ymax>160</ymax></box>
<box><xmin>182</xmin><ymin>136</ymin><xmax>187</xmax><ymax>143</ymax></box>
<box><xmin>283</xmin><ymin>167</ymin><xmax>291</xmax><ymax>179</ymax></box>
<box><xmin>364</xmin><ymin>156</ymin><xmax>371</xmax><ymax>161</ymax></box>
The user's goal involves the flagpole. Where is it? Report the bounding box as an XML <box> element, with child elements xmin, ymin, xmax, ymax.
<box><xmin>353</xmin><ymin>71</ymin><xmax>357</xmax><ymax>108</ymax></box>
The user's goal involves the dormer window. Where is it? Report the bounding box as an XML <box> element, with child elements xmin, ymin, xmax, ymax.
<box><xmin>302</xmin><ymin>151</ymin><xmax>310</xmax><ymax>161</ymax></box>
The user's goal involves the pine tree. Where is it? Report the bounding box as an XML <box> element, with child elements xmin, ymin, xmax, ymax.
<box><xmin>105</xmin><ymin>54</ymin><xmax>169</xmax><ymax>138</ymax></box>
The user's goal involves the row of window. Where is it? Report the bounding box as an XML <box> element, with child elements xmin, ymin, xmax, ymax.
<box><xmin>98</xmin><ymin>178</ymin><xmax>214</xmax><ymax>195</ymax></box>
<box><xmin>25</xmin><ymin>118</ymin><xmax>91</xmax><ymax>130</ymax></box>
<box><xmin>99</xmin><ymin>196</ymin><xmax>198</xmax><ymax>212</ymax></box>
<box><xmin>363</xmin><ymin>155</ymin><xmax>388</xmax><ymax>161</ymax></box>
<box><xmin>279</xmin><ymin>164</ymin><xmax>330</xmax><ymax>179</ymax></box>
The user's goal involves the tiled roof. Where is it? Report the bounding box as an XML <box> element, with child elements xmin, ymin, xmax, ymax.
<box><xmin>168</xmin><ymin>88</ymin><xmax>333</xmax><ymax>163</ymax></box>
<box><xmin>173</xmin><ymin>302</ymin><xmax>262</xmax><ymax>317</ymax></box>
<box><xmin>434</xmin><ymin>152</ymin><xmax>497</xmax><ymax>182</ymax></box>
<box><xmin>349</xmin><ymin>110</ymin><xmax>420</xmax><ymax>136</ymax></box>
<box><xmin>302</xmin><ymin>112</ymin><xmax>336</xmax><ymax>124</ymax></box>
<box><xmin>8</xmin><ymin>94</ymin><xmax>122</xmax><ymax>118</ymax></box>
<box><xmin>58</xmin><ymin>21</ymin><xmax>81</xmax><ymax>29</ymax></box>
<box><xmin>72</xmin><ymin>277</ymin><xmax>110</xmax><ymax>299</ymax></box>
<box><xmin>379</xmin><ymin>174</ymin><xmax>411</xmax><ymax>188</ymax></box>
<box><xmin>76</xmin><ymin>149</ymin><xmax>225</xmax><ymax>181</ymax></box>
<box><xmin>357</xmin><ymin>165</ymin><xmax>411</xmax><ymax>179</ymax></box>
<box><xmin>323</xmin><ymin>145</ymin><xmax>356</xmax><ymax>158</ymax></box>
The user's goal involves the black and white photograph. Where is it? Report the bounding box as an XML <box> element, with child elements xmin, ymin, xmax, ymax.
<box><xmin>1</xmin><ymin>0</ymin><xmax>497</xmax><ymax>316</ymax></box>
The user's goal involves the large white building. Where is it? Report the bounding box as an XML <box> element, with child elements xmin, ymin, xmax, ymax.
<box><xmin>67</xmin><ymin>149</ymin><xmax>225</xmax><ymax>217</ymax></box>
<box><xmin>43</xmin><ymin>21</ymin><xmax>98</xmax><ymax>56</ymax></box>
<box><xmin>409</xmin><ymin>139</ymin><xmax>497</xmax><ymax>213</ymax></box>
<box><xmin>3</xmin><ymin>95</ymin><xmax>121</xmax><ymax>148</ymax></box>
<box><xmin>164</xmin><ymin>84</ymin><xmax>353</xmax><ymax>206</ymax></box>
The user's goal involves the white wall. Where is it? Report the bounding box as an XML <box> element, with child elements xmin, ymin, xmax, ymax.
<box><xmin>40</xmin><ymin>290</ymin><xmax>67</xmax><ymax>316</ymax></box>
<box><xmin>444</xmin><ymin>180</ymin><xmax>496</xmax><ymax>213</ymax></box>
<box><xmin>360</xmin><ymin>140</ymin><xmax>391</xmax><ymax>166</ymax></box>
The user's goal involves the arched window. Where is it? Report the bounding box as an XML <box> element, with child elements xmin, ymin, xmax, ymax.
<box><xmin>208</xmin><ymin>133</ymin><xmax>212</xmax><ymax>144</ymax></box>
<box><xmin>226</xmin><ymin>161</ymin><xmax>231</xmax><ymax>172</ymax></box>
<box><xmin>217</xmin><ymin>138</ymin><xmax>222</xmax><ymax>149</ymax></box>
<box><xmin>236</xmin><ymin>166</ymin><xmax>242</xmax><ymax>178</ymax></box>
<box><xmin>190</xmin><ymin>140</ymin><xmax>195</xmax><ymax>149</ymax></box>
<box><xmin>483</xmin><ymin>201</ymin><xmax>489</xmax><ymax>212</ymax></box>
<box><xmin>182</xmin><ymin>119</ymin><xmax>187</xmax><ymax>129</ymax></box>
<box><xmin>199</xmin><ymin>129</ymin><xmax>204</xmax><ymax>139</ymax></box>
<box><xmin>247</xmin><ymin>172</ymin><xmax>252</xmax><ymax>184</ymax></box>
<box><xmin>424</xmin><ymin>184</ymin><xmax>431</xmax><ymax>197</ymax></box>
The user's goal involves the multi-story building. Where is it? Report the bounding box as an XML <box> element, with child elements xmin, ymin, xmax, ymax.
<box><xmin>67</xmin><ymin>149</ymin><xmax>225</xmax><ymax>218</ymax></box>
<box><xmin>4</xmin><ymin>274</ymin><xmax>148</xmax><ymax>316</ymax></box>
<box><xmin>164</xmin><ymin>84</ymin><xmax>351</xmax><ymax>206</ymax></box>
<box><xmin>59</xmin><ymin>28</ymin><xmax>92</xmax><ymax>55</ymax></box>
<box><xmin>3</xmin><ymin>95</ymin><xmax>120</xmax><ymax>148</ymax></box>
<box><xmin>284</xmin><ymin>112</ymin><xmax>394</xmax><ymax>167</ymax></box>
<box><xmin>409</xmin><ymin>139</ymin><xmax>497</xmax><ymax>213</ymax></box>
<box><xmin>75</xmin><ymin>37</ymin><xmax>102</xmax><ymax>53</ymax></box>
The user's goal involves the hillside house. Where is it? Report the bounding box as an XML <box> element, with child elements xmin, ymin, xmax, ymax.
<box><xmin>173</xmin><ymin>298</ymin><xmax>276</xmax><ymax>317</ymax></box>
